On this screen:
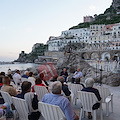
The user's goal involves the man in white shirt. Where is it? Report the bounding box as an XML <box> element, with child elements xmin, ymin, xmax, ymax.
<box><xmin>13</xmin><ymin>70</ymin><xmax>21</xmax><ymax>87</ymax></box>
<box><xmin>72</xmin><ymin>68</ymin><xmax>82</xmax><ymax>83</ymax></box>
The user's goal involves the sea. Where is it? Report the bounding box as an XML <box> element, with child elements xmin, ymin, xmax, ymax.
<box><xmin>0</xmin><ymin>62</ymin><xmax>39</xmax><ymax>74</ymax></box>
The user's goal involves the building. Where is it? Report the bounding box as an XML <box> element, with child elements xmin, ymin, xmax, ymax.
<box><xmin>83</xmin><ymin>16</ymin><xmax>94</xmax><ymax>23</ymax></box>
<box><xmin>111</xmin><ymin>23</ymin><xmax>120</xmax><ymax>38</ymax></box>
<box><xmin>47</xmin><ymin>28</ymin><xmax>90</xmax><ymax>51</ymax></box>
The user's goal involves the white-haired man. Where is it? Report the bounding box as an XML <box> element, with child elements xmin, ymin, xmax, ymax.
<box><xmin>82</xmin><ymin>77</ymin><xmax>101</xmax><ymax>119</ymax></box>
<box><xmin>42</xmin><ymin>81</ymin><xmax>79</xmax><ymax>120</ymax></box>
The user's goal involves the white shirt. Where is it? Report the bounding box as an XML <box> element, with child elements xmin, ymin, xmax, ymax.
<box><xmin>13</xmin><ymin>73</ymin><xmax>21</xmax><ymax>86</ymax></box>
<box><xmin>28</xmin><ymin>77</ymin><xmax>35</xmax><ymax>87</ymax></box>
<box><xmin>73</xmin><ymin>71</ymin><xmax>82</xmax><ymax>79</ymax></box>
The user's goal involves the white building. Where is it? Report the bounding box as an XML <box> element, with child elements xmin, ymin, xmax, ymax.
<box><xmin>47</xmin><ymin>28</ymin><xmax>90</xmax><ymax>51</ymax></box>
<box><xmin>111</xmin><ymin>23</ymin><xmax>120</xmax><ymax>38</ymax></box>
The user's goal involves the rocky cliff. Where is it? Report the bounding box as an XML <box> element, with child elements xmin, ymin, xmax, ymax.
<box><xmin>56</xmin><ymin>53</ymin><xmax>120</xmax><ymax>86</ymax></box>
<box><xmin>15</xmin><ymin>43</ymin><xmax>48</xmax><ymax>63</ymax></box>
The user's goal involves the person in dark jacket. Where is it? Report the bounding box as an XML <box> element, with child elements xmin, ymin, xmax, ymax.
<box><xmin>57</xmin><ymin>76</ymin><xmax>71</xmax><ymax>96</ymax></box>
<box><xmin>60</xmin><ymin>68</ymin><xmax>68</xmax><ymax>83</ymax></box>
<box><xmin>16</xmin><ymin>81</ymin><xmax>40</xmax><ymax>120</ymax></box>
<box><xmin>81</xmin><ymin>77</ymin><xmax>101</xmax><ymax>119</ymax></box>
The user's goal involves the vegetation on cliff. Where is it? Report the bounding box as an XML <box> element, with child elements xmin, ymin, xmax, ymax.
<box><xmin>16</xmin><ymin>43</ymin><xmax>48</xmax><ymax>63</ymax></box>
<box><xmin>69</xmin><ymin>6</ymin><xmax>120</xmax><ymax>29</ymax></box>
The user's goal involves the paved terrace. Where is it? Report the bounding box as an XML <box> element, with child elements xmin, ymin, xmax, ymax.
<box><xmin>73</xmin><ymin>84</ymin><xmax>120</xmax><ymax>120</ymax></box>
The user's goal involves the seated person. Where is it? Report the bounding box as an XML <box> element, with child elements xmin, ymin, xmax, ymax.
<box><xmin>13</xmin><ymin>70</ymin><xmax>22</xmax><ymax>87</ymax></box>
<box><xmin>16</xmin><ymin>81</ymin><xmax>40</xmax><ymax>120</ymax></box>
<box><xmin>28</xmin><ymin>72</ymin><xmax>35</xmax><ymax>87</ymax></box>
<box><xmin>0</xmin><ymin>103</ymin><xmax>13</xmax><ymax>118</ymax></box>
<box><xmin>42</xmin><ymin>81</ymin><xmax>79</xmax><ymax>120</ymax></box>
<box><xmin>72</xmin><ymin>68</ymin><xmax>82</xmax><ymax>84</ymax></box>
<box><xmin>57</xmin><ymin>76</ymin><xmax>71</xmax><ymax>96</ymax></box>
<box><xmin>32</xmin><ymin>77</ymin><xmax>46</xmax><ymax>92</ymax></box>
<box><xmin>60</xmin><ymin>68</ymin><xmax>68</xmax><ymax>82</ymax></box>
<box><xmin>22</xmin><ymin>71</ymin><xmax>29</xmax><ymax>79</ymax></box>
<box><xmin>0</xmin><ymin>75</ymin><xmax>4</xmax><ymax>104</ymax></box>
<box><xmin>7</xmin><ymin>69</ymin><xmax>13</xmax><ymax>80</ymax></box>
<box><xmin>1</xmin><ymin>76</ymin><xmax>17</xmax><ymax>96</ymax></box>
<box><xmin>81</xmin><ymin>77</ymin><xmax>101</xmax><ymax>119</ymax></box>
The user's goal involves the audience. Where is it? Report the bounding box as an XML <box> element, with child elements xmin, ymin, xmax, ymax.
<box><xmin>16</xmin><ymin>81</ymin><xmax>40</xmax><ymax>120</ymax></box>
<box><xmin>42</xmin><ymin>81</ymin><xmax>79</xmax><ymax>120</ymax></box>
<box><xmin>32</xmin><ymin>77</ymin><xmax>46</xmax><ymax>92</ymax></box>
<box><xmin>81</xmin><ymin>77</ymin><xmax>101</xmax><ymax>119</ymax></box>
<box><xmin>1</xmin><ymin>76</ymin><xmax>17</xmax><ymax>96</ymax></box>
<box><xmin>57</xmin><ymin>76</ymin><xmax>71</xmax><ymax>96</ymax></box>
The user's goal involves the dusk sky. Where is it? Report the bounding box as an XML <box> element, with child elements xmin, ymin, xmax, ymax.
<box><xmin>0</xmin><ymin>0</ymin><xmax>112</xmax><ymax>61</ymax></box>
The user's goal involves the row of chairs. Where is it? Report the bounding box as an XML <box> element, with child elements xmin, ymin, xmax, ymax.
<box><xmin>0</xmin><ymin>84</ymin><xmax>113</xmax><ymax>120</ymax></box>
<box><xmin>68</xmin><ymin>83</ymin><xmax>113</xmax><ymax>120</ymax></box>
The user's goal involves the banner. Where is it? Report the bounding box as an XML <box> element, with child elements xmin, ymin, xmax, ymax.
<box><xmin>38</xmin><ymin>62</ymin><xmax>58</xmax><ymax>81</ymax></box>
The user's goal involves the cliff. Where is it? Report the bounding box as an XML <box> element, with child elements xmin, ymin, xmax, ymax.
<box><xmin>15</xmin><ymin>43</ymin><xmax>48</xmax><ymax>63</ymax></box>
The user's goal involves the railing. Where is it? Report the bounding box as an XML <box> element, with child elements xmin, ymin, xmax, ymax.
<box><xmin>86</xmin><ymin>60</ymin><xmax>120</xmax><ymax>72</ymax></box>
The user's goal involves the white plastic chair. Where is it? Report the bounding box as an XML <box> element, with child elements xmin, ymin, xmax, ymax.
<box><xmin>70</xmin><ymin>84</ymin><xmax>83</xmax><ymax>105</ymax></box>
<box><xmin>12</xmin><ymin>97</ymin><xmax>29</xmax><ymax>120</ymax></box>
<box><xmin>78</xmin><ymin>91</ymin><xmax>103</xmax><ymax>120</ymax></box>
<box><xmin>0</xmin><ymin>91</ymin><xmax>18</xmax><ymax>120</ymax></box>
<box><xmin>34</xmin><ymin>86</ymin><xmax>48</xmax><ymax>101</ymax></box>
<box><xmin>21</xmin><ymin>78</ymin><xmax>28</xmax><ymax>82</ymax></box>
<box><xmin>38</xmin><ymin>102</ymin><xmax>66</xmax><ymax>120</ymax></box>
<box><xmin>96</xmin><ymin>86</ymin><xmax>113</xmax><ymax>116</ymax></box>
<box><xmin>0</xmin><ymin>91</ymin><xmax>12</xmax><ymax>106</ymax></box>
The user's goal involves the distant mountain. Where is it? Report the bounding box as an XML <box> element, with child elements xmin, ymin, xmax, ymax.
<box><xmin>69</xmin><ymin>0</ymin><xmax>120</xmax><ymax>29</ymax></box>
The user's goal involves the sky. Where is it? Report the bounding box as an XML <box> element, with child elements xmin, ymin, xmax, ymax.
<box><xmin>0</xmin><ymin>0</ymin><xmax>112</xmax><ymax>62</ymax></box>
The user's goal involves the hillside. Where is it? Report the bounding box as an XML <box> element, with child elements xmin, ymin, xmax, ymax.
<box><xmin>16</xmin><ymin>43</ymin><xmax>48</xmax><ymax>63</ymax></box>
<box><xmin>69</xmin><ymin>5</ymin><xmax>120</xmax><ymax>29</ymax></box>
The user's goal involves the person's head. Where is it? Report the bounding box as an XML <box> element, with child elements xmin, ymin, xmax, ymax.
<box><xmin>63</xmin><ymin>68</ymin><xmax>67</xmax><ymax>72</ymax></box>
<box><xmin>16</xmin><ymin>70</ymin><xmax>20</xmax><ymax>74</ymax></box>
<box><xmin>0</xmin><ymin>72</ymin><xmax>5</xmax><ymax>76</ymax></box>
<box><xmin>7</xmin><ymin>69</ymin><xmax>12</xmax><ymax>75</ymax></box>
<box><xmin>85</xmin><ymin>77</ymin><xmax>94</xmax><ymax>88</ymax></box>
<box><xmin>51</xmin><ymin>81</ymin><xmax>62</xmax><ymax>94</ymax></box>
<box><xmin>24</xmin><ymin>71</ymin><xmax>29</xmax><ymax>76</ymax></box>
<box><xmin>35</xmin><ymin>77</ymin><xmax>42</xmax><ymax>85</ymax></box>
<box><xmin>77</xmin><ymin>68</ymin><xmax>80</xmax><ymax>72</ymax></box>
<box><xmin>29</xmin><ymin>72</ymin><xmax>33</xmax><ymax>77</ymax></box>
<box><xmin>57</xmin><ymin>76</ymin><xmax>64</xmax><ymax>85</ymax></box>
<box><xmin>2</xmin><ymin>76</ymin><xmax>11</xmax><ymax>85</ymax></box>
<box><xmin>21</xmin><ymin>81</ymin><xmax>32</xmax><ymax>93</ymax></box>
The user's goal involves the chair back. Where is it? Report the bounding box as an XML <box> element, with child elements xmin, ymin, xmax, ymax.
<box><xmin>34</xmin><ymin>86</ymin><xmax>48</xmax><ymax>101</ymax></box>
<box><xmin>12</xmin><ymin>97</ymin><xmax>29</xmax><ymax>120</ymax></box>
<box><xmin>71</xmin><ymin>84</ymin><xmax>83</xmax><ymax>101</ymax></box>
<box><xmin>38</xmin><ymin>102</ymin><xmax>66</xmax><ymax>120</ymax></box>
<box><xmin>21</xmin><ymin>78</ymin><xmax>28</xmax><ymax>83</ymax></box>
<box><xmin>78</xmin><ymin>91</ymin><xmax>98</xmax><ymax>112</ymax></box>
<box><xmin>71</xmin><ymin>83</ymin><xmax>83</xmax><ymax>94</ymax></box>
<box><xmin>96</xmin><ymin>86</ymin><xmax>111</xmax><ymax>102</ymax></box>
<box><xmin>0</xmin><ymin>90</ymin><xmax>12</xmax><ymax>106</ymax></box>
